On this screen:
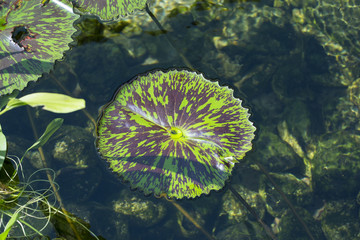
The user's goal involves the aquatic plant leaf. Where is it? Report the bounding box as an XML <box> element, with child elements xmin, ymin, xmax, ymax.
<box><xmin>0</xmin><ymin>92</ymin><xmax>86</xmax><ymax>115</ymax></box>
<box><xmin>0</xmin><ymin>0</ymin><xmax>79</xmax><ymax>96</ymax></box>
<box><xmin>28</xmin><ymin>118</ymin><xmax>64</xmax><ymax>150</ymax></box>
<box><xmin>65</xmin><ymin>0</ymin><xmax>147</xmax><ymax>20</ymax></box>
<box><xmin>0</xmin><ymin>124</ymin><xmax>7</xmax><ymax>170</ymax></box>
<box><xmin>21</xmin><ymin>118</ymin><xmax>63</xmax><ymax>162</ymax></box>
<box><xmin>18</xmin><ymin>92</ymin><xmax>86</xmax><ymax>113</ymax></box>
<box><xmin>97</xmin><ymin>69</ymin><xmax>255</xmax><ymax>199</ymax></box>
<box><xmin>0</xmin><ymin>90</ymin><xmax>19</xmax><ymax>110</ymax></box>
<box><xmin>0</xmin><ymin>210</ymin><xmax>20</xmax><ymax>240</ymax></box>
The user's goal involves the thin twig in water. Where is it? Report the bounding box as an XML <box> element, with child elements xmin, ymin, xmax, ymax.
<box><xmin>145</xmin><ymin>4</ymin><xmax>194</xmax><ymax>71</ymax></box>
<box><xmin>167</xmin><ymin>198</ymin><xmax>216</xmax><ymax>240</ymax></box>
<box><xmin>228</xmin><ymin>184</ymin><xmax>278</xmax><ymax>240</ymax></box>
<box><xmin>256</xmin><ymin>163</ymin><xmax>315</xmax><ymax>240</ymax></box>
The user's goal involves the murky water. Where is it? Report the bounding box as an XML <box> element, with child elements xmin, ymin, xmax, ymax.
<box><xmin>3</xmin><ymin>0</ymin><xmax>360</xmax><ymax>239</ymax></box>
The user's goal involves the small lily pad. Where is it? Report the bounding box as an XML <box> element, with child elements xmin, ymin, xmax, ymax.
<box><xmin>66</xmin><ymin>0</ymin><xmax>147</xmax><ymax>20</ymax></box>
<box><xmin>96</xmin><ymin>69</ymin><xmax>255</xmax><ymax>199</ymax></box>
<box><xmin>0</xmin><ymin>0</ymin><xmax>78</xmax><ymax>95</ymax></box>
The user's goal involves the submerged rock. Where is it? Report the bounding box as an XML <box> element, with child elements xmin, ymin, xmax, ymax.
<box><xmin>7</xmin><ymin>136</ymin><xmax>46</xmax><ymax>171</ymax></box>
<box><xmin>176</xmin><ymin>207</ymin><xmax>206</xmax><ymax>238</ymax></box>
<box><xmin>315</xmin><ymin>200</ymin><xmax>360</xmax><ymax>240</ymax></box>
<box><xmin>216</xmin><ymin>221</ymin><xmax>268</xmax><ymax>240</ymax></box>
<box><xmin>113</xmin><ymin>189</ymin><xmax>167</xmax><ymax>227</ymax></box>
<box><xmin>259</xmin><ymin>172</ymin><xmax>313</xmax><ymax>218</ymax></box>
<box><xmin>277</xmin><ymin>207</ymin><xmax>324</xmax><ymax>240</ymax></box>
<box><xmin>41</xmin><ymin>125</ymin><xmax>102</xmax><ymax>202</ymax></box>
<box><xmin>324</xmin><ymin>77</ymin><xmax>360</xmax><ymax>132</ymax></box>
<box><xmin>49</xmin><ymin>125</ymin><xmax>96</xmax><ymax>168</ymax></box>
<box><xmin>312</xmin><ymin>131</ymin><xmax>360</xmax><ymax>198</ymax></box>
<box><xmin>290</xmin><ymin>0</ymin><xmax>360</xmax><ymax>87</ymax></box>
<box><xmin>220</xmin><ymin>184</ymin><xmax>266</xmax><ymax>223</ymax></box>
<box><xmin>250</xmin><ymin>126</ymin><xmax>301</xmax><ymax>172</ymax></box>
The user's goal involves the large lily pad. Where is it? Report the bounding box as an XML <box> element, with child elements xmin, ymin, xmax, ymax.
<box><xmin>66</xmin><ymin>0</ymin><xmax>147</xmax><ymax>20</ymax></box>
<box><xmin>96</xmin><ymin>69</ymin><xmax>255</xmax><ymax>199</ymax></box>
<box><xmin>0</xmin><ymin>0</ymin><xmax>78</xmax><ymax>95</ymax></box>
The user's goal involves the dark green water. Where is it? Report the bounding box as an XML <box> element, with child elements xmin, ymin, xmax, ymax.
<box><xmin>2</xmin><ymin>0</ymin><xmax>360</xmax><ymax>239</ymax></box>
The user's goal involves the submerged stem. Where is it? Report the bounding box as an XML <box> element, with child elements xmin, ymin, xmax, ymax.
<box><xmin>145</xmin><ymin>4</ymin><xmax>194</xmax><ymax>71</ymax></box>
<box><xmin>256</xmin><ymin>163</ymin><xmax>315</xmax><ymax>240</ymax></box>
<box><xmin>26</xmin><ymin>108</ymin><xmax>83</xmax><ymax>240</ymax></box>
<box><xmin>166</xmin><ymin>198</ymin><xmax>215</xmax><ymax>240</ymax></box>
<box><xmin>228</xmin><ymin>184</ymin><xmax>278</xmax><ymax>240</ymax></box>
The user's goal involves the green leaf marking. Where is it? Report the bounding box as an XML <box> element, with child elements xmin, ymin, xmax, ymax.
<box><xmin>96</xmin><ymin>70</ymin><xmax>256</xmax><ymax>199</ymax></box>
<box><xmin>66</xmin><ymin>0</ymin><xmax>147</xmax><ymax>20</ymax></box>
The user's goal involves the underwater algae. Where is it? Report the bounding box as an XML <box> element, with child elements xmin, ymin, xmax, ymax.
<box><xmin>96</xmin><ymin>69</ymin><xmax>255</xmax><ymax>199</ymax></box>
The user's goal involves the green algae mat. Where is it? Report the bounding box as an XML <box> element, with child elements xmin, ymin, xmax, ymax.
<box><xmin>96</xmin><ymin>69</ymin><xmax>255</xmax><ymax>199</ymax></box>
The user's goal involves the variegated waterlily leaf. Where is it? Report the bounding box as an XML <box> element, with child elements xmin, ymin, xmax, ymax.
<box><xmin>66</xmin><ymin>0</ymin><xmax>147</xmax><ymax>20</ymax></box>
<box><xmin>0</xmin><ymin>0</ymin><xmax>78</xmax><ymax>96</ymax></box>
<box><xmin>96</xmin><ymin>69</ymin><xmax>256</xmax><ymax>199</ymax></box>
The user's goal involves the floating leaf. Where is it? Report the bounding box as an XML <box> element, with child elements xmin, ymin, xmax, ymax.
<box><xmin>96</xmin><ymin>70</ymin><xmax>256</xmax><ymax>199</ymax></box>
<box><xmin>66</xmin><ymin>0</ymin><xmax>147</xmax><ymax>20</ymax></box>
<box><xmin>0</xmin><ymin>92</ymin><xmax>85</xmax><ymax>115</ymax></box>
<box><xmin>0</xmin><ymin>0</ymin><xmax>79</xmax><ymax>95</ymax></box>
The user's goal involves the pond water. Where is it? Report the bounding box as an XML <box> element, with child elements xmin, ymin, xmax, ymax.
<box><xmin>2</xmin><ymin>0</ymin><xmax>360</xmax><ymax>239</ymax></box>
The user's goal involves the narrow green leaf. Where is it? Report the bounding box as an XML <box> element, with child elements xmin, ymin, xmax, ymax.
<box><xmin>0</xmin><ymin>98</ymin><xmax>27</xmax><ymax>115</ymax></box>
<box><xmin>29</xmin><ymin>118</ymin><xmax>64</xmax><ymax>150</ymax></box>
<box><xmin>0</xmin><ymin>124</ymin><xmax>6</xmax><ymax>169</ymax></box>
<box><xmin>19</xmin><ymin>93</ymin><xmax>86</xmax><ymax>113</ymax></box>
<box><xmin>0</xmin><ymin>93</ymin><xmax>85</xmax><ymax>115</ymax></box>
<box><xmin>21</xmin><ymin>118</ymin><xmax>63</xmax><ymax>162</ymax></box>
<box><xmin>0</xmin><ymin>90</ymin><xmax>19</xmax><ymax>110</ymax></box>
<box><xmin>0</xmin><ymin>211</ymin><xmax>20</xmax><ymax>240</ymax></box>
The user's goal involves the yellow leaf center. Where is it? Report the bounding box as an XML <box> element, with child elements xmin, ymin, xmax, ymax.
<box><xmin>169</xmin><ymin>127</ymin><xmax>183</xmax><ymax>139</ymax></box>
